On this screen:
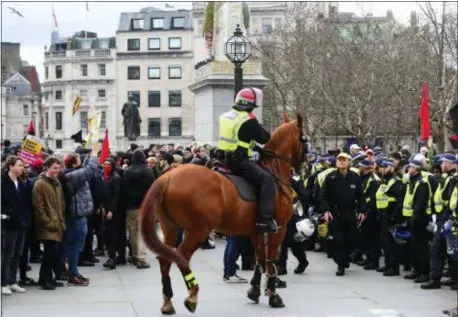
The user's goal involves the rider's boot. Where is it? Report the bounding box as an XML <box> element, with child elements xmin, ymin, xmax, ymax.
<box><xmin>256</xmin><ymin>219</ymin><xmax>279</xmax><ymax>233</ymax></box>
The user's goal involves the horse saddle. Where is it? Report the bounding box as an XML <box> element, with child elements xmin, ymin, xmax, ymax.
<box><xmin>212</xmin><ymin>160</ymin><xmax>257</xmax><ymax>202</ymax></box>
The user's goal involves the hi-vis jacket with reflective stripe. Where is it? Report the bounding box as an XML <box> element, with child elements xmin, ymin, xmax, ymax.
<box><xmin>449</xmin><ymin>185</ymin><xmax>458</xmax><ymax>218</ymax></box>
<box><xmin>376</xmin><ymin>177</ymin><xmax>400</xmax><ymax>210</ymax></box>
<box><xmin>402</xmin><ymin>176</ymin><xmax>431</xmax><ymax>217</ymax></box>
<box><xmin>218</xmin><ymin>109</ymin><xmax>256</xmax><ymax>156</ymax></box>
<box><xmin>362</xmin><ymin>173</ymin><xmax>381</xmax><ymax>204</ymax></box>
<box><xmin>434</xmin><ymin>173</ymin><xmax>453</xmax><ymax>214</ymax></box>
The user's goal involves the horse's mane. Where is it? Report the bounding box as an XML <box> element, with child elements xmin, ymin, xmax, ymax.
<box><xmin>265</xmin><ymin>120</ymin><xmax>298</xmax><ymax>151</ymax></box>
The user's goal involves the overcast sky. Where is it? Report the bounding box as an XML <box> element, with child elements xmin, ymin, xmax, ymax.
<box><xmin>1</xmin><ymin>1</ymin><xmax>441</xmax><ymax>83</ymax></box>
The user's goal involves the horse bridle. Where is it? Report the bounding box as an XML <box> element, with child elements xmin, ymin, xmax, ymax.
<box><xmin>260</xmin><ymin>127</ymin><xmax>311</xmax><ymax>194</ymax></box>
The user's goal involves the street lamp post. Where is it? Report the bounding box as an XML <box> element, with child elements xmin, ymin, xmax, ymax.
<box><xmin>224</xmin><ymin>24</ymin><xmax>252</xmax><ymax>99</ymax></box>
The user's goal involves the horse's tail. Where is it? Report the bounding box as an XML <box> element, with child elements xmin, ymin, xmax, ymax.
<box><xmin>139</xmin><ymin>175</ymin><xmax>188</xmax><ymax>267</ymax></box>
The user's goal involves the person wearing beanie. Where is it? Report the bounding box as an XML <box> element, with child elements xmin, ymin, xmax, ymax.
<box><xmin>403</xmin><ymin>159</ymin><xmax>431</xmax><ymax>283</ymax></box>
<box><xmin>356</xmin><ymin>159</ymin><xmax>382</xmax><ymax>271</ymax></box>
<box><xmin>122</xmin><ymin>149</ymin><xmax>155</xmax><ymax>269</ymax></box>
<box><xmin>375</xmin><ymin>159</ymin><xmax>404</xmax><ymax>277</ymax></box>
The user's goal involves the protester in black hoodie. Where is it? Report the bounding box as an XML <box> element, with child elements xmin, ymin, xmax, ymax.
<box><xmin>101</xmin><ymin>158</ymin><xmax>122</xmax><ymax>270</ymax></box>
<box><xmin>123</xmin><ymin>149</ymin><xmax>155</xmax><ymax>269</ymax></box>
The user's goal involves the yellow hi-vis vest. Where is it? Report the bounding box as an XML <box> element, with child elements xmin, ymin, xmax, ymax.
<box><xmin>350</xmin><ymin>167</ymin><xmax>360</xmax><ymax>175</ymax></box>
<box><xmin>218</xmin><ymin>109</ymin><xmax>255</xmax><ymax>156</ymax></box>
<box><xmin>363</xmin><ymin>174</ymin><xmax>381</xmax><ymax>204</ymax></box>
<box><xmin>421</xmin><ymin>171</ymin><xmax>433</xmax><ymax>215</ymax></box>
<box><xmin>376</xmin><ymin>177</ymin><xmax>398</xmax><ymax>210</ymax></box>
<box><xmin>434</xmin><ymin>174</ymin><xmax>452</xmax><ymax>214</ymax></box>
<box><xmin>311</xmin><ymin>163</ymin><xmax>323</xmax><ymax>174</ymax></box>
<box><xmin>402</xmin><ymin>173</ymin><xmax>410</xmax><ymax>184</ymax></box>
<box><xmin>402</xmin><ymin>178</ymin><xmax>431</xmax><ymax>217</ymax></box>
<box><xmin>317</xmin><ymin>168</ymin><xmax>336</xmax><ymax>187</ymax></box>
<box><xmin>450</xmin><ymin>186</ymin><xmax>458</xmax><ymax>218</ymax></box>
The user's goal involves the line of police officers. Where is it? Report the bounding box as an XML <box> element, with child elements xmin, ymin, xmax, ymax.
<box><xmin>302</xmin><ymin>150</ymin><xmax>458</xmax><ymax>291</ymax></box>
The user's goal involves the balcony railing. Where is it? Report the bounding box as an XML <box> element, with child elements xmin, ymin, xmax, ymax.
<box><xmin>45</xmin><ymin>49</ymin><xmax>113</xmax><ymax>59</ymax></box>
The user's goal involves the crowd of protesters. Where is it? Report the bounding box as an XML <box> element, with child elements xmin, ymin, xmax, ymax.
<box><xmin>0</xmin><ymin>140</ymin><xmax>218</xmax><ymax>294</ymax></box>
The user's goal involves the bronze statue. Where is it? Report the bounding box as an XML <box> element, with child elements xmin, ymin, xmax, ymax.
<box><xmin>121</xmin><ymin>94</ymin><xmax>142</xmax><ymax>141</ymax></box>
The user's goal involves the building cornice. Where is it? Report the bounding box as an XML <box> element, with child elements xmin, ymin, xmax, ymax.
<box><xmin>42</xmin><ymin>79</ymin><xmax>115</xmax><ymax>86</ymax></box>
<box><xmin>116</xmin><ymin>28</ymin><xmax>193</xmax><ymax>34</ymax></box>
<box><xmin>44</xmin><ymin>57</ymin><xmax>115</xmax><ymax>65</ymax></box>
<box><xmin>116</xmin><ymin>51</ymin><xmax>193</xmax><ymax>59</ymax></box>
<box><xmin>189</xmin><ymin>75</ymin><xmax>270</xmax><ymax>92</ymax></box>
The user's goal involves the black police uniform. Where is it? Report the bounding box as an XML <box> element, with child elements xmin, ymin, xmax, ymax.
<box><xmin>319</xmin><ymin>168</ymin><xmax>366</xmax><ymax>275</ymax></box>
<box><xmin>278</xmin><ymin>175</ymin><xmax>309</xmax><ymax>274</ymax></box>
<box><xmin>404</xmin><ymin>173</ymin><xmax>431</xmax><ymax>282</ymax></box>
<box><xmin>378</xmin><ymin>172</ymin><xmax>405</xmax><ymax>276</ymax></box>
<box><xmin>225</xmin><ymin>104</ymin><xmax>277</xmax><ymax>233</ymax></box>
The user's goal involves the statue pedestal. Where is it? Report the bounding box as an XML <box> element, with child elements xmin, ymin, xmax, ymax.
<box><xmin>189</xmin><ymin>59</ymin><xmax>269</xmax><ymax>145</ymax></box>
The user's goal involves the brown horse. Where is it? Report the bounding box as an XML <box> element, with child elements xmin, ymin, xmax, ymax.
<box><xmin>139</xmin><ymin>113</ymin><xmax>308</xmax><ymax>314</ymax></box>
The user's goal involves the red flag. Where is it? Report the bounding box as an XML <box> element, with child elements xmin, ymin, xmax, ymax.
<box><xmin>99</xmin><ymin>129</ymin><xmax>110</xmax><ymax>165</ymax></box>
<box><xmin>419</xmin><ymin>82</ymin><xmax>431</xmax><ymax>140</ymax></box>
<box><xmin>27</xmin><ymin>119</ymin><xmax>35</xmax><ymax>136</ymax></box>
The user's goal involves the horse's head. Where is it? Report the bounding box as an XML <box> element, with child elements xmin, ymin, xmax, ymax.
<box><xmin>266</xmin><ymin>112</ymin><xmax>311</xmax><ymax>170</ymax></box>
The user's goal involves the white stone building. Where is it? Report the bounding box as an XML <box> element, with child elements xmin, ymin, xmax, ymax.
<box><xmin>42</xmin><ymin>31</ymin><xmax>116</xmax><ymax>151</ymax></box>
<box><xmin>115</xmin><ymin>7</ymin><xmax>194</xmax><ymax>149</ymax></box>
<box><xmin>2</xmin><ymin>73</ymin><xmax>41</xmax><ymax>143</ymax></box>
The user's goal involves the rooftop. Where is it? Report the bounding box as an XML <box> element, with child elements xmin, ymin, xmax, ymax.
<box><xmin>117</xmin><ymin>8</ymin><xmax>192</xmax><ymax>32</ymax></box>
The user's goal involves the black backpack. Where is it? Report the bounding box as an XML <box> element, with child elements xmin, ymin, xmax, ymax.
<box><xmin>90</xmin><ymin>169</ymin><xmax>107</xmax><ymax>211</ymax></box>
<box><xmin>57</xmin><ymin>172</ymin><xmax>74</xmax><ymax>214</ymax></box>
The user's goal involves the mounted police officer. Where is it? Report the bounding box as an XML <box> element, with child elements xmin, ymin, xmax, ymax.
<box><xmin>218</xmin><ymin>88</ymin><xmax>278</xmax><ymax>233</ymax></box>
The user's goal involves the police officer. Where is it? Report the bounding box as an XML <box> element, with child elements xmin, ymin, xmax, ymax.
<box><xmin>319</xmin><ymin>152</ymin><xmax>366</xmax><ymax>276</ymax></box>
<box><xmin>375</xmin><ymin>159</ymin><xmax>404</xmax><ymax>276</ymax></box>
<box><xmin>278</xmin><ymin>173</ymin><xmax>310</xmax><ymax>275</ymax></box>
<box><xmin>217</xmin><ymin>87</ymin><xmax>278</xmax><ymax>233</ymax></box>
<box><xmin>402</xmin><ymin>159</ymin><xmax>431</xmax><ymax>283</ymax></box>
<box><xmin>422</xmin><ymin>153</ymin><xmax>458</xmax><ymax>289</ymax></box>
<box><xmin>358</xmin><ymin>159</ymin><xmax>382</xmax><ymax>270</ymax></box>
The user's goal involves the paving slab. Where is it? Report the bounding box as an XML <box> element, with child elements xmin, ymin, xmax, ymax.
<box><xmin>1</xmin><ymin>240</ymin><xmax>456</xmax><ymax>317</ymax></box>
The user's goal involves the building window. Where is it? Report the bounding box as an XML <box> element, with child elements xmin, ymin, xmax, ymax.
<box><xmin>171</xmin><ymin>17</ymin><xmax>185</xmax><ymax>29</ymax></box>
<box><xmin>169</xmin><ymin>118</ymin><xmax>182</xmax><ymax>137</ymax></box>
<box><xmin>23</xmin><ymin>104</ymin><xmax>29</xmax><ymax>116</ymax></box>
<box><xmin>128</xmin><ymin>91</ymin><xmax>140</xmax><ymax>106</ymax></box>
<box><xmin>168</xmin><ymin>90</ymin><xmax>182</xmax><ymax>107</ymax></box>
<box><xmin>45</xmin><ymin>92</ymin><xmax>49</xmax><ymax>101</ymax></box>
<box><xmin>151</xmin><ymin>18</ymin><xmax>164</xmax><ymax>29</ymax></box>
<box><xmin>148</xmin><ymin>91</ymin><xmax>161</xmax><ymax>107</ymax></box>
<box><xmin>55</xmin><ymin>90</ymin><xmax>62</xmax><ymax>100</ymax></box>
<box><xmin>148</xmin><ymin>118</ymin><xmax>161</xmax><ymax>137</ymax></box>
<box><xmin>100</xmin><ymin>111</ymin><xmax>106</xmax><ymax>129</ymax></box>
<box><xmin>131</xmin><ymin>18</ymin><xmax>144</xmax><ymax>30</ymax></box>
<box><xmin>127</xmin><ymin>39</ymin><xmax>140</xmax><ymax>51</ymax></box>
<box><xmin>55</xmin><ymin>112</ymin><xmax>62</xmax><ymax>130</ymax></box>
<box><xmin>55</xmin><ymin>65</ymin><xmax>63</xmax><ymax>78</ymax></box>
<box><xmin>45</xmin><ymin>112</ymin><xmax>49</xmax><ymax>130</ymax></box>
<box><xmin>80</xmin><ymin>89</ymin><xmax>87</xmax><ymax>97</ymax></box>
<box><xmin>98</xmin><ymin>64</ymin><xmax>106</xmax><ymax>76</ymax></box>
<box><xmin>168</xmin><ymin>37</ymin><xmax>182</xmax><ymax>49</ymax></box>
<box><xmin>148</xmin><ymin>67</ymin><xmax>160</xmax><ymax>79</ymax></box>
<box><xmin>197</xmin><ymin>19</ymin><xmax>204</xmax><ymax>36</ymax></box>
<box><xmin>168</xmin><ymin>66</ymin><xmax>182</xmax><ymax>79</ymax></box>
<box><xmin>81</xmin><ymin>64</ymin><xmax>88</xmax><ymax>76</ymax></box>
<box><xmin>148</xmin><ymin>38</ymin><xmax>160</xmax><ymax>50</ymax></box>
<box><xmin>262</xmin><ymin>17</ymin><xmax>273</xmax><ymax>35</ymax></box>
<box><xmin>80</xmin><ymin>111</ymin><xmax>88</xmax><ymax>130</ymax></box>
<box><xmin>23</xmin><ymin>125</ymin><xmax>29</xmax><ymax>136</ymax></box>
<box><xmin>45</xmin><ymin>66</ymin><xmax>49</xmax><ymax>79</ymax></box>
<box><xmin>98</xmin><ymin>89</ymin><xmax>106</xmax><ymax>98</ymax></box>
<box><xmin>81</xmin><ymin>39</ymin><xmax>91</xmax><ymax>50</ymax></box>
<box><xmin>127</xmin><ymin>66</ymin><xmax>140</xmax><ymax>80</ymax></box>
<box><xmin>99</xmin><ymin>39</ymin><xmax>109</xmax><ymax>49</ymax></box>
<box><xmin>56</xmin><ymin>139</ymin><xmax>63</xmax><ymax>149</ymax></box>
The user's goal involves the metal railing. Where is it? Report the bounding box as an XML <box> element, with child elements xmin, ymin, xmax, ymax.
<box><xmin>45</xmin><ymin>49</ymin><xmax>112</xmax><ymax>59</ymax></box>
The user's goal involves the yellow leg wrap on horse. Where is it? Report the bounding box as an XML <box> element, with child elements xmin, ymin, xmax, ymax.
<box><xmin>184</xmin><ymin>273</ymin><xmax>198</xmax><ymax>290</ymax></box>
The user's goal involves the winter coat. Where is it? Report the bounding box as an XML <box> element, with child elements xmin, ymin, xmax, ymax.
<box><xmin>32</xmin><ymin>173</ymin><xmax>66</xmax><ymax>242</ymax></box>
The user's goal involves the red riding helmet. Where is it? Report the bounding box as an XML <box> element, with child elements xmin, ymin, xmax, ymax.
<box><xmin>234</xmin><ymin>88</ymin><xmax>263</xmax><ymax>109</ymax></box>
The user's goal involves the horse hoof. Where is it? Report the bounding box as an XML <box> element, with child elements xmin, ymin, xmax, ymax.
<box><xmin>184</xmin><ymin>298</ymin><xmax>197</xmax><ymax>313</ymax></box>
<box><xmin>269</xmin><ymin>294</ymin><xmax>285</xmax><ymax>308</ymax></box>
<box><xmin>276</xmin><ymin>279</ymin><xmax>287</xmax><ymax>289</ymax></box>
<box><xmin>161</xmin><ymin>307</ymin><xmax>176</xmax><ymax>315</ymax></box>
<box><xmin>247</xmin><ymin>286</ymin><xmax>261</xmax><ymax>303</ymax></box>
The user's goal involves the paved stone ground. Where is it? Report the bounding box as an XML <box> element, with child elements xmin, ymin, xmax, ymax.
<box><xmin>1</xmin><ymin>240</ymin><xmax>456</xmax><ymax>317</ymax></box>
